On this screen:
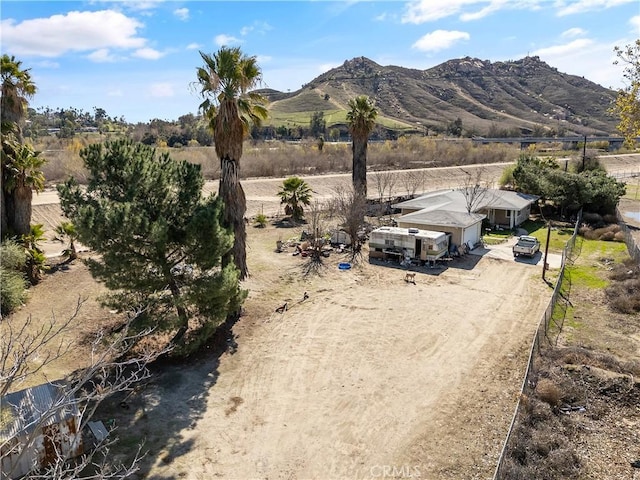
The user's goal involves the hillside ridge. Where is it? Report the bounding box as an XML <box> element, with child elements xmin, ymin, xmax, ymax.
<box><xmin>259</xmin><ymin>55</ymin><xmax>618</xmax><ymax>137</ymax></box>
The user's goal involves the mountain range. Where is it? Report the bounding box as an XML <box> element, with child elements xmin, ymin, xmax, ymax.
<box><xmin>260</xmin><ymin>56</ymin><xmax>620</xmax><ymax>137</ymax></box>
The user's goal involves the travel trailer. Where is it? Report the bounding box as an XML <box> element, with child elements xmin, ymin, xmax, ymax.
<box><xmin>368</xmin><ymin>227</ymin><xmax>449</xmax><ymax>264</ymax></box>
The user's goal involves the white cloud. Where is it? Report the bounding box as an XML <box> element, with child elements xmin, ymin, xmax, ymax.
<box><xmin>35</xmin><ymin>60</ymin><xmax>60</xmax><ymax>69</ymax></box>
<box><xmin>174</xmin><ymin>8</ymin><xmax>189</xmax><ymax>21</ymax></box>
<box><xmin>133</xmin><ymin>47</ymin><xmax>164</xmax><ymax>60</ymax></box>
<box><xmin>88</xmin><ymin>48</ymin><xmax>118</xmax><ymax>63</ymax></box>
<box><xmin>555</xmin><ymin>0</ymin><xmax>636</xmax><ymax>16</ymax></box>
<box><xmin>531</xmin><ymin>38</ymin><xmax>594</xmax><ymax>57</ymax></box>
<box><xmin>256</xmin><ymin>55</ymin><xmax>273</xmax><ymax>64</ymax></box>
<box><xmin>149</xmin><ymin>83</ymin><xmax>174</xmax><ymax>97</ymax></box>
<box><xmin>402</xmin><ymin>0</ymin><xmax>476</xmax><ymax>23</ymax></box>
<box><xmin>561</xmin><ymin>27</ymin><xmax>587</xmax><ymax>38</ymax></box>
<box><xmin>402</xmin><ymin>0</ymin><xmax>547</xmax><ymax>23</ymax></box>
<box><xmin>215</xmin><ymin>34</ymin><xmax>241</xmax><ymax>46</ymax></box>
<box><xmin>240</xmin><ymin>21</ymin><xmax>272</xmax><ymax>36</ymax></box>
<box><xmin>630</xmin><ymin>15</ymin><xmax>640</xmax><ymax>30</ymax></box>
<box><xmin>412</xmin><ymin>30</ymin><xmax>470</xmax><ymax>52</ymax></box>
<box><xmin>460</xmin><ymin>0</ymin><xmax>511</xmax><ymax>21</ymax></box>
<box><xmin>186</xmin><ymin>43</ymin><xmax>201</xmax><ymax>50</ymax></box>
<box><xmin>1</xmin><ymin>10</ymin><xmax>146</xmax><ymax>57</ymax></box>
<box><xmin>530</xmin><ymin>38</ymin><xmax>625</xmax><ymax>89</ymax></box>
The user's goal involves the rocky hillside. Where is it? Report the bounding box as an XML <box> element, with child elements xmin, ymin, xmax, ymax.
<box><xmin>262</xmin><ymin>56</ymin><xmax>619</xmax><ymax>137</ymax></box>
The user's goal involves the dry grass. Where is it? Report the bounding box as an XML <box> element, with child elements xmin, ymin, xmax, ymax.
<box><xmin>606</xmin><ymin>258</ymin><xmax>640</xmax><ymax>314</ymax></box>
<box><xmin>578</xmin><ymin>223</ymin><xmax>624</xmax><ymax>242</ymax></box>
<box><xmin>37</xmin><ymin>136</ymin><xmax>519</xmax><ymax>185</ymax></box>
<box><xmin>535</xmin><ymin>378</ymin><xmax>562</xmax><ymax>408</ymax></box>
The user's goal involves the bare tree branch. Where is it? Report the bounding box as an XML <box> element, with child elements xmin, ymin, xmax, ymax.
<box><xmin>459</xmin><ymin>167</ymin><xmax>490</xmax><ymax>214</ymax></box>
<box><xmin>1</xmin><ymin>304</ymin><xmax>168</xmax><ymax>479</ymax></box>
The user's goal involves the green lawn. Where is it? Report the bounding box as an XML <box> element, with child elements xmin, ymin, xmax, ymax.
<box><xmin>623</xmin><ymin>182</ymin><xmax>640</xmax><ymax>200</ymax></box>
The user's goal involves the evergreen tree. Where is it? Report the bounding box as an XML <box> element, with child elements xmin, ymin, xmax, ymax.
<box><xmin>58</xmin><ymin>139</ymin><xmax>245</xmax><ymax>354</ymax></box>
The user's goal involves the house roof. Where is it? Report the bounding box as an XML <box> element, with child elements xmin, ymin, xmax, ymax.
<box><xmin>393</xmin><ymin>188</ymin><xmax>539</xmax><ymax>213</ymax></box>
<box><xmin>398</xmin><ymin>209</ymin><xmax>485</xmax><ymax>229</ymax></box>
<box><xmin>0</xmin><ymin>382</ymin><xmax>78</xmax><ymax>440</ymax></box>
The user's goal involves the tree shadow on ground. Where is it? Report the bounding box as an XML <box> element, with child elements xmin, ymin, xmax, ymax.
<box><xmin>93</xmin><ymin>315</ymin><xmax>241</xmax><ymax>479</ymax></box>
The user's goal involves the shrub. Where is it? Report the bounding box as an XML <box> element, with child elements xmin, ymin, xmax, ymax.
<box><xmin>255</xmin><ymin>213</ymin><xmax>268</xmax><ymax>228</ymax></box>
<box><xmin>536</xmin><ymin>378</ymin><xmax>562</xmax><ymax>408</ymax></box>
<box><xmin>606</xmin><ymin>278</ymin><xmax>640</xmax><ymax>313</ymax></box>
<box><xmin>0</xmin><ymin>241</ymin><xmax>28</xmax><ymax>315</ymax></box>
<box><xmin>579</xmin><ymin>223</ymin><xmax>622</xmax><ymax>241</ymax></box>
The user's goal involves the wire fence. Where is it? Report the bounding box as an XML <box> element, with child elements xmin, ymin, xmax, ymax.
<box><xmin>616</xmin><ymin>207</ymin><xmax>640</xmax><ymax>264</ymax></box>
<box><xmin>492</xmin><ymin>210</ymin><xmax>582</xmax><ymax>480</ymax></box>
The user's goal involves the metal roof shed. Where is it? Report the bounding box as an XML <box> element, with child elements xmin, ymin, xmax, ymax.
<box><xmin>1</xmin><ymin>382</ymin><xmax>83</xmax><ymax>479</ymax></box>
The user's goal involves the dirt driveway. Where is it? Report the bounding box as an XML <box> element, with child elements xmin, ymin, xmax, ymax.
<box><xmin>106</xmin><ymin>225</ymin><xmax>552</xmax><ymax>480</ymax></box>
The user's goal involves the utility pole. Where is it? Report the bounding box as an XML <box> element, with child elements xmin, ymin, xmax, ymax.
<box><xmin>542</xmin><ymin>222</ymin><xmax>551</xmax><ymax>282</ymax></box>
<box><xmin>582</xmin><ymin>134</ymin><xmax>587</xmax><ymax>171</ymax></box>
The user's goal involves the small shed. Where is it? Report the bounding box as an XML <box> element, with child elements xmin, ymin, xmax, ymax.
<box><xmin>369</xmin><ymin>226</ymin><xmax>449</xmax><ymax>263</ymax></box>
<box><xmin>1</xmin><ymin>382</ymin><xmax>83</xmax><ymax>479</ymax></box>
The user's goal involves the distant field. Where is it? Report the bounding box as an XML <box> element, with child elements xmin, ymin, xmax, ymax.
<box><xmin>267</xmin><ymin>107</ymin><xmax>415</xmax><ymax>131</ymax></box>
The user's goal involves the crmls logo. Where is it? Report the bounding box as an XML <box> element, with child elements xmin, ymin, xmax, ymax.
<box><xmin>370</xmin><ymin>465</ymin><xmax>421</xmax><ymax>478</ymax></box>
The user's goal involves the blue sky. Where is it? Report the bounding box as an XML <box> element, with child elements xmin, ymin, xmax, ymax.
<box><xmin>2</xmin><ymin>0</ymin><xmax>639</xmax><ymax>123</ymax></box>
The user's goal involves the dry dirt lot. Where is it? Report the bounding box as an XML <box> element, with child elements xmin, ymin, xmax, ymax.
<box><xmin>12</xmin><ymin>153</ymin><xmax>639</xmax><ymax>479</ymax></box>
<box><xmin>12</xmin><ymin>223</ymin><xmax>552</xmax><ymax>479</ymax></box>
<box><xmin>133</xmin><ymin>230</ymin><xmax>552</xmax><ymax>480</ymax></box>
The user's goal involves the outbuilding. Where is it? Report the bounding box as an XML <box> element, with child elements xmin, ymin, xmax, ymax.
<box><xmin>1</xmin><ymin>382</ymin><xmax>83</xmax><ymax>479</ymax></box>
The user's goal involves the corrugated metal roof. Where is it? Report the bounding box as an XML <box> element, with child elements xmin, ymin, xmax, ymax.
<box><xmin>0</xmin><ymin>382</ymin><xmax>79</xmax><ymax>441</ymax></box>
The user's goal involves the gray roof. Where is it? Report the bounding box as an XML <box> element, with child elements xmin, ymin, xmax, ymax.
<box><xmin>398</xmin><ymin>209</ymin><xmax>485</xmax><ymax>229</ymax></box>
<box><xmin>0</xmin><ymin>382</ymin><xmax>78</xmax><ymax>440</ymax></box>
<box><xmin>393</xmin><ymin>188</ymin><xmax>538</xmax><ymax>213</ymax></box>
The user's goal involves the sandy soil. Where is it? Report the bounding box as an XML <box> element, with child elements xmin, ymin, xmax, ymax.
<box><xmin>98</xmin><ymin>227</ymin><xmax>550</xmax><ymax>480</ymax></box>
<box><xmin>12</xmin><ymin>153</ymin><xmax>639</xmax><ymax>479</ymax></box>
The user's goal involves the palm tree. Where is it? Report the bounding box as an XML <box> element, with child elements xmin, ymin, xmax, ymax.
<box><xmin>1</xmin><ymin>55</ymin><xmax>38</xmax><ymax>237</ymax></box>
<box><xmin>347</xmin><ymin>95</ymin><xmax>378</xmax><ymax>198</ymax></box>
<box><xmin>2</xmin><ymin>137</ymin><xmax>46</xmax><ymax>236</ymax></box>
<box><xmin>277</xmin><ymin>176</ymin><xmax>312</xmax><ymax>222</ymax></box>
<box><xmin>1</xmin><ymin>55</ymin><xmax>36</xmax><ymax>140</ymax></box>
<box><xmin>53</xmin><ymin>221</ymin><xmax>78</xmax><ymax>260</ymax></box>
<box><xmin>21</xmin><ymin>223</ymin><xmax>48</xmax><ymax>284</ymax></box>
<box><xmin>195</xmin><ymin>47</ymin><xmax>268</xmax><ymax>279</ymax></box>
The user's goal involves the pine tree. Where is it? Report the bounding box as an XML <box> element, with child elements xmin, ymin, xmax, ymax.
<box><xmin>58</xmin><ymin>139</ymin><xmax>246</xmax><ymax>354</ymax></box>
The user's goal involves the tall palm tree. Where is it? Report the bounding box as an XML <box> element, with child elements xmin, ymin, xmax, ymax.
<box><xmin>277</xmin><ymin>176</ymin><xmax>313</xmax><ymax>222</ymax></box>
<box><xmin>195</xmin><ymin>47</ymin><xmax>268</xmax><ymax>279</ymax></box>
<box><xmin>1</xmin><ymin>55</ymin><xmax>36</xmax><ymax>140</ymax></box>
<box><xmin>2</xmin><ymin>138</ymin><xmax>46</xmax><ymax>236</ymax></box>
<box><xmin>347</xmin><ymin>95</ymin><xmax>378</xmax><ymax>198</ymax></box>
<box><xmin>1</xmin><ymin>55</ymin><xmax>38</xmax><ymax>237</ymax></box>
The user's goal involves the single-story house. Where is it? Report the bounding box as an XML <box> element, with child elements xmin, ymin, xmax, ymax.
<box><xmin>392</xmin><ymin>188</ymin><xmax>539</xmax><ymax>248</ymax></box>
<box><xmin>1</xmin><ymin>382</ymin><xmax>83</xmax><ymax>479</ymax></box>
